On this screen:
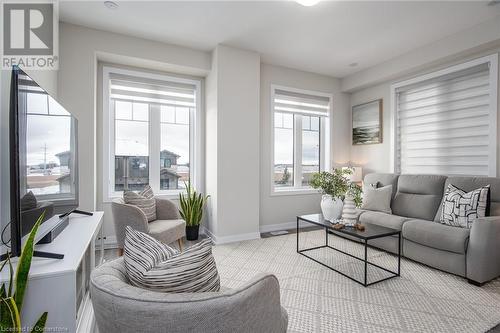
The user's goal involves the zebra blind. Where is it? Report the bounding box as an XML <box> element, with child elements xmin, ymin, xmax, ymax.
<box><xmin>395</xmin><ymin>62</ymin><xmax>495</xmax><ymax>176</ymax></box>
<box><xmin>109</xmin><ymin>73</ymin><xmax>196</xmax><ymax>108</ymax></box>
<box><xmin>274</xmin><ymin>89</ymin><xmax>330</xmax><ymax>117</ymax></box>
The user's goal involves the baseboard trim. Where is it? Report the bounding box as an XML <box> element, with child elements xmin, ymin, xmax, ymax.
<box><xmin>259</xmin><ymin>221</ymin><xmax>310</xmax><ymax>233</ymax></box>
<box><xmin>204</xmin><ymin>229</ymin><xmax>261</xmax><ymax>245</ymax></box>
<box><xmin>98</xmin><ymin>221</ymin><xmax>308</xmax><ymax>248</ymax></box>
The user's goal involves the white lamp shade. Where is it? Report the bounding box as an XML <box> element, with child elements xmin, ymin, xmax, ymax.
<box><xmin>342</xmin><ymin>166</ymin><xmax>363</xmax><ymax>182</ymax></box>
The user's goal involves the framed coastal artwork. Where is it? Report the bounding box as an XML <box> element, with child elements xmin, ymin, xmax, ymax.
<box><xmin>352</xmin><ymin>99</ymin><xmax>383</xmax><ymax>145</ymax></box>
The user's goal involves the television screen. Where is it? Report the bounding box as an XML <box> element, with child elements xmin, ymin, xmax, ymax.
<box><xmin>9</xmin><ymin>67</ymin><xmax>78</xmax><ymax>256</ymax></box>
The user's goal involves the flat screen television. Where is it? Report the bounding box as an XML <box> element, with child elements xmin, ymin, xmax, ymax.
<box><xmin>9</xmin><ymin>66</ymin><xmax>79</xmax><ymax>258</ymax></box>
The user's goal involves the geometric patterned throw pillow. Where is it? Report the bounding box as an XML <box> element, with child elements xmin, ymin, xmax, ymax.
<box><xmin>123</xmin><ymin>185</ymin><xmax>157</xmax><ymax>222</ymax></box>
<box><xmin>124</xmin><ymin>226</ymin><xmax>220</xmax><ymax>293</ymax></box>
<box><xmin>440</xmin><ymin>184</ymin><xmax>490</xmax><ymax>228</ymax></box>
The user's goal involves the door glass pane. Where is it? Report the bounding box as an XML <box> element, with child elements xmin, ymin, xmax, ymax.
<box><xmin>160</xmin><ymin>106</ymin><xmax>190</xmax><ymax>190</ymax></box>
<box><xmin>114</xmin><ymin>105</ymin><xmax>149</xmax><ymax>191</ymax></box>
<box><xmin>302</xmin><ymin>116</ymin><xmax>320</xmax><ymax>186</ymax></box>
<box><xmin>274</xmin><ymin>112</ymin><xmax>294</xmax><ymax>187</ymax></box>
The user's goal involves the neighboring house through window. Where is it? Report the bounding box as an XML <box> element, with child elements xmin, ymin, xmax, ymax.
<box><xmin>271</xmin><ymin>85</ymin><xmax>331</xmax><ymax>193</ymax></box>
<box><xmin>103</xmin><ymin>66</ymin><xmax>201</xmax><ymax>199</ymax></box>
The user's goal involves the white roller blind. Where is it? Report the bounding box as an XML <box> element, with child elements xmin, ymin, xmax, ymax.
<box><xmin>274</xmin><ymin>89</ymin><xmax>330</xmax><ymax>117</ymax></box>
<box><xmin>109</xmin><ymin>73</ymin><xmax>196</xmax><ymax>108</ymax></box>
<box><xmin>395</xmin><ymin>61</ymin><xmax>496</xmax><ymax>176</ymax></box>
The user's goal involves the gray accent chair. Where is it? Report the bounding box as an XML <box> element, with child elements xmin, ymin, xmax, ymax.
<box><xmin>359</xmin><ymin>173</ymin><xmax>500</xmax><ymax>285</ymax></box>
<box><xmin>112</xmin><ymin>197</ymin><xmax>186</xmax><ymax>252</ymax></box>
<box><xmin>91</xmin><ymin>258</ymin><xmax>288</xmax><ymax>333</ymax></box>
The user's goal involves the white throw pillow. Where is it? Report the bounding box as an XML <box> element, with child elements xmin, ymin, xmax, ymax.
<box><xmin>440</xmin><ymin>184</ymin><xmax>490</xmax><ymax>228</ymax></box>
<box><xmin>361</xmin><ymin>184</ymin><xmax>393</xmax><ymax>214</ymax></box>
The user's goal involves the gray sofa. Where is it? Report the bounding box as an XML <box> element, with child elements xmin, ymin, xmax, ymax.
<box><xmin>91</xmin><ymin>258</ymin><xmax>288</xmax><ymax>333</ymax></box>
<box><xmin>360</xmin><ymin>173</ymin><xmax>500</xmax><ymax>285</ymax></box>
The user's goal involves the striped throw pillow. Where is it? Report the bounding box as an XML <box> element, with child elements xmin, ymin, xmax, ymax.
<box><xmin>124</xmin><ymin>226</ymin><xmax>179</xmax><ymax>284</ymax></box>
<box><xmin>123</xmin><ymin>185</ymin><xmax>157</xmax><ymax>221</ymax></box>
<box><xmin>124</xmin><ymin>227</ymin><xmax>220</xmax><ymax>293</ymax></box>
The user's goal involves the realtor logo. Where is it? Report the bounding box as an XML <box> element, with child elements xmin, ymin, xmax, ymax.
<box><xmin>1</xmin><ymin>1</ymin><xmax>58</xmax><ymax>69</ymax></box>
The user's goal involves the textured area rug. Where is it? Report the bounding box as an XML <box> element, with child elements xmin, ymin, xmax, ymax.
<box><xmin>212</xmin><ymin>229</ymin><xmax>500</xmax><ymax>333</ymax></box>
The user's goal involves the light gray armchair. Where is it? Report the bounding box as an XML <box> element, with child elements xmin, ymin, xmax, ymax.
<box><xmin>91</xmin><ymin>258</ymin><xmax>288</xmax><ymax>333</ymax></box>
<box><xmin>112</xmin><ymin>197</ymin><xmax>186</xmax><ymax>254</ymax></box>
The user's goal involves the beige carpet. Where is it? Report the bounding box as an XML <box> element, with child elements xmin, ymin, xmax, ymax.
<box><xmin>212</xmin><ymin>229</ymin><xmax>500</xmax><ymax>333</ymax></box>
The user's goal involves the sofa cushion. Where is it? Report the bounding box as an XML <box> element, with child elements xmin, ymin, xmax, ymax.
<box><xmin>363</xmin><ymin>173</ymin><xmax>399</xmax><ymax>200</ymax></box>
<box><xmin>392</xmin><ymin>174</ymin><xmax>447</xmax><ymax>221</ymax></box>
<box><xmin>361</xmin><ymin>185</ymin><xmax>393</xmax><ymax>214</ymax></box>
<box><xmin>402</xmin><ymin>219</ymin><xmax>470</xmax><ymax>254</ymax></box>
<box><xmin>435</xmin><ymin>176</ymin><xmax>500</xmax><ymax>220</ymax></box>
<box><xmin>148</xmin><ymin>219</ymin><xmax>186</xmax><ymax>245</ymax></box>
<box><xmin>440</xmin><ymin>184</ymin><xmax>490</xmax><ymax>228</ymax></box>
<box><xmin>359</xmin><ymin>210</ymin><xmax>409</xmax><ymax>231</ymax></box>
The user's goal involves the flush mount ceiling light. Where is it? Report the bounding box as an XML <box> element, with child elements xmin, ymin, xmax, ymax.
<box><xmin>104</xmin><ymin>1</ymin><xmax>119</xmax><ymax>10</ymax></box>
<box><xmin>295</xmin><ymin>0</ymin><xmax>321</xmax><ymax>7</ymax></box>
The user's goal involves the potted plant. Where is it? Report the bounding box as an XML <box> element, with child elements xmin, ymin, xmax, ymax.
<box><xmin>310</xmin><ymin>168</ymin><xmax>363</xmax><ymax>221</ymax></box>
<box><xmin>1</xmin><ymin>213</ymin><xmax>48</xmax><ymax>331</ymax></box>
<box><xmin>179</xmin><ymin>181</ymin><xmax>209</xmax><ymax>241</ymax></box>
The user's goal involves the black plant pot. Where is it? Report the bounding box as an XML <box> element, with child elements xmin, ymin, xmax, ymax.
<box><xmin>186</xmin><ymin>225</ymin><xmax>200</xmax><ymax>241</ymax></box>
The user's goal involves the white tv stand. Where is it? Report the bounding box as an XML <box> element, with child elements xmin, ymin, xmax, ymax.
<box><xmin>0</xmin><ymin>212</ymin><xmax>104</xmax><ymax>333</ymax></box>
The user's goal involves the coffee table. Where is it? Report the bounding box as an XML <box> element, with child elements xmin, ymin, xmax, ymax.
<box><xmin>297</xmin><ymin>214</ymin><xmax>401</xmax><ymax>287</ymax></box>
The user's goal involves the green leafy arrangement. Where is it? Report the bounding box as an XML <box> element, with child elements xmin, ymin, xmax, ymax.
<box><xmin>310</xmin><ymin>168</ymin><xmax>363</xmax><ymax>208</ymax></box>
<box><xmin>179</xmin><ymin>181</ymin><xmax>210</xmax><ymax>227</ymax></box>
<box><xmin>1</xmin><ymin>212</ymin><xmax>48</xmax><ymax>331</ymax></box>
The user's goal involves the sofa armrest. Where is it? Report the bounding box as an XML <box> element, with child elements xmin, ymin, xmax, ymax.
<box><xmin>216</xmin><ymin>273</ymin><xmax>287</xmax><ymax>333</ymax></box>
<box><xmin>111</xmin><ymin>201</ymin><xmax>149</xmax><ymax>248</ymax></box>
<box><xmin>155</xmin><ymin>197</ymin><xmax>181</xmax><ymax>220</ymax></box>
<box><xmin>466</xmin><ymin>216</ymin><xmax>500</xmax><ymax>284</ymax></box>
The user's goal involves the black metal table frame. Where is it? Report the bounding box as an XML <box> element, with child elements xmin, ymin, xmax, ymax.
<box><xmin>296</xmin><ymin>216</ymin><xmax>401</xmax><ymax>287</ymax></box>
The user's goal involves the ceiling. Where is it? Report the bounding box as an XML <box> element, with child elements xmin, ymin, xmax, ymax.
<box><xmin>59</xmin><ymin>1</ymin><xmax>500</xmax><ymax>78</ymax></box>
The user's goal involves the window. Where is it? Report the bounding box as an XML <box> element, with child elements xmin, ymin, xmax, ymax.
<box><xmin>272</xmin><ymin>86</ymin><xmax>331</xmax><ymax>192</ymax></box>
<box><xmin>103</xmin><ymin>67</ymin><xmax>201</xmax><ymax>199</ymax></box>
<box><xmin>392</xmin><ymin>55</ymin><xmax>498</xmax><ymax>176</ymax></box>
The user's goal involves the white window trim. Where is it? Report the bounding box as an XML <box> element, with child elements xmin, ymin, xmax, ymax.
<box><xmin>390</xmin><ymin>54</ymin><xmax>498</xmax><ymax>177</ymax></box>
<box><xmin>102</xmin><ymin>66</ymin><xmax>202</xmax><ymax>201</ymax></box>
<box><xmin>270</xmin><ymin>84</ymin><xmax>332</xmax><ymax>195</ymax></box>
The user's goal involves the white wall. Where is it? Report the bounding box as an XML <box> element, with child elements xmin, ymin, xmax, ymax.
<box><xmin>259</xmin><ymin>64</ymin><xmax>351</xmax><ymax>229</ymax></box>
<box><xmin>349</xmin><ymin>46</ymin><xmax>500</xmax><ymax>177</ymax></box>
<box><xmin>205</xmin><ymin>45</ymin><xmax>261</xmax><ymax>242</ymax></box>
<box><xmin>58</xmin><ymin>23</ymin><xmax>211</xmax><ymax>238</ymax></box>
<box><xmin>205</xmin><ymin>48</ymin><xmax>219</xmax><ymax>237</ymax></box>
<box><xmin>342</xmin><ymin>16</ymin><xmax>500</xmax><ymax>92</ymax></box>
<box><xmin>350</xmin><ymin>84</ymin><xmax>391</xmax><ymax>174</ymax></box>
